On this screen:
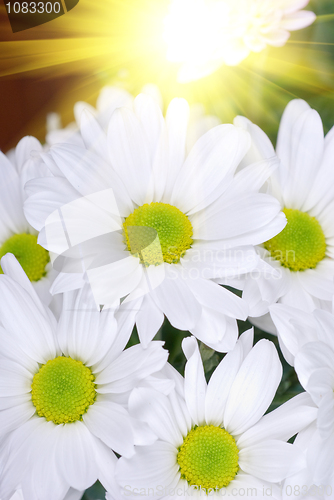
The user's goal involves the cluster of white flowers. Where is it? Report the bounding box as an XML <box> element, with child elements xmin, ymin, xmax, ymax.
<box><xmin>1</xmin><ymin>81</ymin><xmax>334</xmax><ymax>500</ymax></box>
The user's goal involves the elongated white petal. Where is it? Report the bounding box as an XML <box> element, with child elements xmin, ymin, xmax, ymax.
<box><xmin>136</xmin><ymin>295</ymin><xmax>164</xmax><ymax>348</ymax></box>
<box><xmin>237</xmin><ymin>393</ymin><xmax>317</xmax><ymax>448</ymax></box>
<box><xmin>205</xmin><ymin>341</ymin><xmax>244</xmax><ymax>425</ymax></box>
<box><xmin>182</xmin><ymin>336</ymin><xmax>207</xmax><ymax>426</ymax></box>
<box><xmin>239</xmin><ymin>440</ymin><xmax>305</xmax><ymax>482</ymax></box>
<box><xmin>171</xmin><ymin>125</ymin><xmax>250</xmax><ymax>214</ymax></box>
<box><xmin>0</xmin><ymin>277</ymin><xmax>58</xmax><ymax>364</ymax></box>
<box><xmin>116</xmin><ymin>441</ymin><xmax>179</xmax><ymax>492</ymax></box>
<box><xmin>224</xmin><ymin>340</ymin><xmax>282</xmax><ymax>435</ymax></box>
<box><xmin>96</xmin><ymin>341</ymin><xmax>168</xmax><ymax>391</ymax></box>
<box><xmin>107</xmin><ymin>107</ymin><xmax>152</xmax><ymax>206</ymax></box>
<box><xmin>83</xmin><ymin>401</ymin><xmax>134</xmax><ymax>457</ymax></box>
<box><xmin>151</xmin><ymin>269</ymin><xmax>202</xmax><ymax>331</ymax></box>
<box><xmin>55</xmin><ymin>421</ymin><xmax>99</xmax><ymax>491</ymax></box>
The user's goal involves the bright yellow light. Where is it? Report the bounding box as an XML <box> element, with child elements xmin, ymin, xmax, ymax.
<box><xmin>163</xmin><ymin>0</ymin><xmax>316</xmax><ymax>83</ymax></box>
<box><xmin>163</xmin><ymin>0</ymin><xmax>231</xmax><ymax>82</ymax></box>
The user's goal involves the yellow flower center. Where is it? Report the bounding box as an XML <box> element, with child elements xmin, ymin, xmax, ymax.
<box><xmin>177</xmin><ymin>425</ymin><xmax>239</xmax><ymax>491</ymax></box>
<box><xmin>0</xmin><ymin>233</ymin><xmax>50</xmax><ymax>281</ymax></box>
<box><xmin>123</xmin><ymin>202</ymin><xmax>193</xmax><ymax>266</ymax></box>
<box><xmin>31</xmin><ymin>356</ymin><xmax>96</xmax><ymax>425</ymax></box>
<box><xmin>263</xmin><ymin>208</ymin><xmax>326</xmax><ymax>272</ymax></box>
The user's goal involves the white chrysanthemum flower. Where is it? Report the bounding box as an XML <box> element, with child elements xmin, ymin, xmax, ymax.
<box><xmin>0</xmin><ymin>255</ymin><xmax>168</xmax><ymax>500</ymax></box>
<box><xmin>232</xmin><ymin>99</ymin><xmax>334</xmax><ymax>333</ymax></box>
<box><xmin>268</xmin><ymin>304</ymin><xmax>334</xmax><ymax>483</ymax></box>
<box><xmin>164</xmin><ymin>0</ymin><xmax>316</xmax><ymax>82</ymax></box>
<box><xmin>294</xmin><ymin>342</ymin><xmax>334</xmax><ymax>481</ymax></box>
<box><xmin>24</xmin><ymin>94</ymin><xmax>286</xmax><ymax>352</ymax></box>
<box><xmin>114</xmin><ymin>332</ymin><xmax>316</xmax><ymax>498</ymax></box>
<box><xmin>281</xmin><ymin>423</ymin><xmax>334</xmax><ymax>498</ymax></box>
<box><xmin>0</xmin><ymin>137</ymin><xmax>57</xmax><ymax>306</ymax></box>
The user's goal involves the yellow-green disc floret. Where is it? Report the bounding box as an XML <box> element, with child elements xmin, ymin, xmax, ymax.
<box><xmin>31</xmin><ymin>356</ymin><xmax>96</xmax><ymax>425</ymax></box>
<box><xmin>263</xmin><ymin>208</ymin><xmax>326</xmax><ymax>272</ymax></box>
<box><xmin>177</xmin><ymin>425</ymin><xmax>239</xmax><ymax>491</ymax></box>
<box><xmin>123</xmin><ymin>202</ymin><xmax>193</xmax><ymax>266</ymax></box>
<box><xmin>0</xmin><ymin>233</ymin><xmax>50</xmax><ymax>281</ymax></box>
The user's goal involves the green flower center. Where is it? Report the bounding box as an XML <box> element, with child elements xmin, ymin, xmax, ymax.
<box><xmin>263</xmin><ymin>208</ymin><xmax>326</xmax><ymax>272</ymax></box>
<box><xmin>177</xmin><ymin>425</ymin><xmax>239</xmax><ymax>491</ymax></box>
<box><xmin>0</xmin><ymin>233</ymin><xmax>50</xmax><ymax>281</ymax></box>
<box><xmin>31</xmin><ymin>356</ymin><xmax>96</xmax><ymax>425</ymax></box>
<box><xmin>123</xmin><ymin>202</ymin><xmax>193</xmax><ymax>266</ymax></box>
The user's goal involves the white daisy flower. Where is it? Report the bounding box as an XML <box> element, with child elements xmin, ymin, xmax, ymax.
<box><xmin>164</xmin><ymin>0</ymin><xmax>316</xmax><ymax>82</ymax></box>
<box><xmin>0</xmin><ymin>256</ymin><xmax>168</xmax><ymax>500</ymax></box>
<box><xmin>268</xmin><ymin>304</ymin><xmax>334</xmax><ymax>483</ymax></box>
<box><xmin>281</xmin><ymin>423</ymin><xmax>334</xmax><ymax>499</ymax></box>
<box><xmin>114</xmin><ymin>332</ymin><xmax>316</xmax><ymax>498</ymax></box>
<box><xmin>232</xmin><ymin>99</ymin><xmax>334</xmax><ymax>333</ymax></box>
<box><xmin>24</xmin><ymin>94</ymin><xmax>286</xmax><ymax>352</ymax></box>
<box><xmin>294</xmin><ymin>340</ymin><xmax>334</xmax><ymax>482</ymax></box>
<box><xmin>0</xmin><ymin>136</ymin><xmax>57</xmax><ymax>306</ymax></box>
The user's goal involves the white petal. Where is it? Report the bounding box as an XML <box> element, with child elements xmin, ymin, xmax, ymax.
<box><xmin>136</xmin><ymin>294</ymin><xmax>164</xmax><ymax>347</ymax></box>
<box><xmin>116</xmin><ymin>441</ymin><xmax>179</xmax><ymax>492</ymax></box>
<box><xmin>276</xmin><ymin>99</ymin><xmax>310</xmax><ymax>177</ymax></box>
<box><xmin>307</xmin><ymin>429</ymin><xmax>334</xmax><ymax>483</ymax></box>
<box><xmin>24</xmin><ymin>176</ymin><xmax>80</xmax><ymax>231</ymax></box>
<box><xmin>96</xmin><ymin>341</ymin><xmax>168</xmax><ymax>392</ymax></box>
<box><xmin>0</xmin><ymin>401</ymin><xmax>35</xmax><ymax>437</ymax></box>
<box><xmin>224</xmin><ymin>340</ymin><xmax>282</xmax><ymax>435</ymax></box>
<box><xmin>237</xmin><ymin>392</ymin><xmax>317</xmax><ymax>448</ymax></box>
<box><xmin>193</xmin><ymin>193</ymin><xmax>284</xmax><ymax>243</ymax></box>
<box><xmin>182</xmin><ymin>336</ymin><xmax>207</xmax><ymax>426</ymax></box>
<box><xmin>295</xmin><ymin>342</ymin><xmax>334</xmax><ymax>390</ymax></box>
<box><xmin>163</xmin><ymin>98</ymin><xmax>190</xmax><ymax>199</ymax></box>
<box><xmin>80</xmin><ymin>109</ymin><xmax>109</xmax><ymax>161</ymax></box>
<box><xmin>129</xmin><ymin>387</ymin><xmax>184</xmax><ymax>447</ymax></box>
<box><xmin>280</xmin><ymin>108</ymin><xmax>324</xmax><ymax>209</ymax></box>
<box><xmin>0</xmin><ymin>151</ymin><xmax>26</xmax><ymax>234</ymax></box>
<box><xmin>15</xmin><ymin>136</ymin><xmax>42</xmax><ymax>173</ymax></box>
<box><xmin>0</xmin><ymin>277</ymin><xmax>58</xmax><ymax>364</ymax></box>
<box><xmin>190</xmin><ymin>308</ymin><xmax>239</xmax><ymax>353</ymax></box>
<box><xmin>281</xmin><ymin>11</ymin><xmax>316</xmax><ymax>31</ymax></box>
<box><xmin>185</xmin><ymin>278</ymin><xmax>248</xmax><ymax>319</ymax></box>
<box><xmin>133</xmin><ymin>94</ymin><xmax>164</xmax><ymax>160</ymax></box>
<box><xmin>107</xmin><ymin>107</ymin><xmax>152</xmax><ymax>206</ymax></box>
<box><xmin>87</xmin><ymin>256</ymin><xmax>143</xmax><ymax>306</ymax></box>
<box><xmin>83</xmin><ymin>401</ymin><xmax>134</xmax><ymax>456</ymax></box>
<box><xmin>205</xmin><ymin>341</ymin><xmax>244</xmax><ymax>425</ymax></box>
<box><xmin>58</xmin><ymin>285</ymin><xmax>118</xmax><ymax>367</ymax></box>
<box><xmin>151</xmin><ymin>268</ymin><xmax>202</xmax><ymax>331</ymax></box>
<box><xmin>239</xmin><ymin>441</ymin><xmax>305</xmax><ymax>482</ymax></box>
<box><xmin>171</xmin><ymin>125</ymin><xmax>250</xmax><ymax>214</ymax></box>
<box><xmin>269</xmin><ymin>304</ymin><xmax>317</xmax><ymax>366</ymax></box>
<box><xmin>50</xmin><ymin>144</ymin><xmax>113</xmax><ymax>195</ymax></box>
<box><xmin>57</xmin><ymin>421</ymin><xmax>99</xmax><ymax>491</ymax></box>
